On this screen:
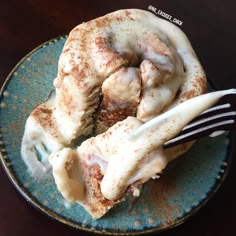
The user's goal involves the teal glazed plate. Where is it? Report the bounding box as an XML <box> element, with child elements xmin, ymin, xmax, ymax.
<box><xmin>0</xmin><ymin>36</ymin><xmax>234</xmax><ymax>235</ymax></box>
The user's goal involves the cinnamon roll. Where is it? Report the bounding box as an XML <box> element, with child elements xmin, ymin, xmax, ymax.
<box><xmin>21</xmin><ymin>9</ymin><xmax>207</xmax><ymax>218</ymax></box>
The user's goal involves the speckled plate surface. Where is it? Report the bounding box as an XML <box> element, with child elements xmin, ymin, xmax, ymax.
<box><xmin>0</xmin><ymin>36</ymin><xmax>234</xmax><ymax>235</ymax></box>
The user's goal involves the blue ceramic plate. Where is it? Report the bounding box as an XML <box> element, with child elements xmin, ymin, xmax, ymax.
<box><xmin>0</xmin><ymin>37</ymin><xmax>234</xmax><ymax>235</ymax></box>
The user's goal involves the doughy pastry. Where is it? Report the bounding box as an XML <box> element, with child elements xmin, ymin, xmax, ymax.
<box><xmin>21</xmin><ymin>9</ymin><xmax>207</xmax><ymax>218</ymax></box>
<box><xmin>49</xmin><ymin>89</ymin><xmax>234</xmax><ymax>219</ymax></box>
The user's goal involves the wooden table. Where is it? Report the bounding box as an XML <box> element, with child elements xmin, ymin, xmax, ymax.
<box><xmin>0</xmin><ymin>0</ymin><xmax>235</xmax><ymax>235</ymax></box>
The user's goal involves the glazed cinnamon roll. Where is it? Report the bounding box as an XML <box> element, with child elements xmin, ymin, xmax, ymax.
<box><xmin>21</xmin><ymin>9</ymin><xmax>208</xmax><ymax>218</ymax></box>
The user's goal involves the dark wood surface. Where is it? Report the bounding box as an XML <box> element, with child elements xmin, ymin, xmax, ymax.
<box><xmin>0</xmin><ymin>0</ymin><xmax>235</xmax><ymax>235</ymax></box>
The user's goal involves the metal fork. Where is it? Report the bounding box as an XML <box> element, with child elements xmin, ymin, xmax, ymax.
<box><xmin>163</xmin><ymin>92</ymin><xmax>236</xmax><ymax>148</ymax></box>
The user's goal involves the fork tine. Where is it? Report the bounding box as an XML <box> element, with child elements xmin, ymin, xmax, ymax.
<box><xmin>201</xmin><ymin>103</ymin><xmax>231</xmax><ymax>115</ymax></box>
<box><xmin>193</xmin><ymin>92</ymin><xmax>236</xmax><ymax>120</ymax></box>
<box><xmin>163</xmin><ymin>91</ymin><xmax>236</xmax><ymax>149</ymax></box>
<box><xmin>183</xmin><ymin>110</ymin><xmax>236</xmax><ymax>131</ymax></box>
<box><xmin>164</xmin><ymin>119</ymin><xmax>235</xmax><ymax>148</ymax></box>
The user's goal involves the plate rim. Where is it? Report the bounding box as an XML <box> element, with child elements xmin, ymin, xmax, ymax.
<box><xmin>0</xmin><ymin>36</ymin><xmax>235</xmax><ymax>235</ymax></box>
